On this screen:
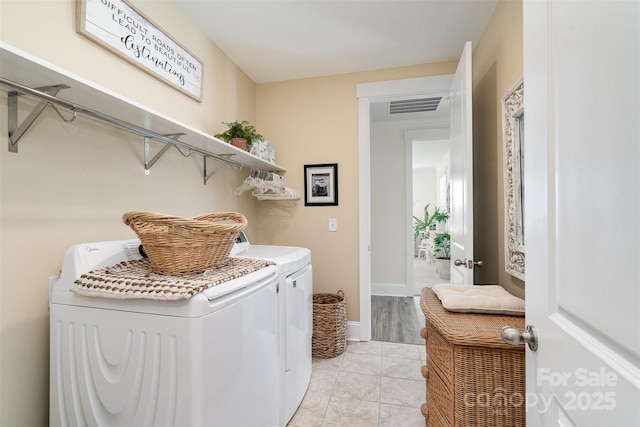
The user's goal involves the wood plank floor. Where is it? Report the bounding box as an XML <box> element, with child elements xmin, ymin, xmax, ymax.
<box><xmin>371</xmin><ymin>296</ymin><xmax>425</xmax><ymax>345</ymax></box>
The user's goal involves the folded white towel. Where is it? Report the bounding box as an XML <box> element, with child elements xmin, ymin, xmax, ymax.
<box><xmin>431</xmin><ymin>284</ymin><xmax>525</xmax><ymax>316</ymax></box>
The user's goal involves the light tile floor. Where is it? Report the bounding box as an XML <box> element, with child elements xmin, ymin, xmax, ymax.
<box><xmin>413</xmin><ymin>257</ymin><xmax>448</xmax><ymax>292</ymax></box>
<box><xmin>288</xmin><ymin>341</ymin><xmax>427</xmax><ymax>427</ymax></box>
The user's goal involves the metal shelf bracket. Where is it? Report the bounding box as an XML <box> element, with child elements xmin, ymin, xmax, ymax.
<box><xmin>144</xmin><ymin>133</ymin><xmax>185</xmax><ymax>175</ymax></box>
<box><xmin>204</xmin><ymin>154</ymin><xmax>235</xmax><ymax>185</ymax></box>
<box><xmin>8</xmin><ymin>84</ymin><xmax>69</xmax><ymax>152</ymax></box>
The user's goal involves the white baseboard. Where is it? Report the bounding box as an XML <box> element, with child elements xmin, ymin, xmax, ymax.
<box><xmin>347</xmin><ymin>321</ymin><xmax>361</xmax><ymax>341</ymax></box>
<box><xmin>371</xmin><ymin>282</ymin><xmax>409</xmax><ymax>297</ymax></box>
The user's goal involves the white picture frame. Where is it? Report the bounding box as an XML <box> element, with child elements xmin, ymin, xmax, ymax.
<box><xmin>77</xmin><ymin>0</ymin><xmax>203</xmax><ymax>101</ymax></box>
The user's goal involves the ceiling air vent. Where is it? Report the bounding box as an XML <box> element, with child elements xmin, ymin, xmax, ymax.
<box><xmin>389</xmin><ymin>97</ymin><xmax>442</xmax><ymax>114</ymax></box>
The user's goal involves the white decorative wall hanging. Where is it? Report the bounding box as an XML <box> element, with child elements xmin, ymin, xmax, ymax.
<box><xmin>502</xmin><ymin>77</ymin><xmax>525</xmax><ymax>280</ymax></box>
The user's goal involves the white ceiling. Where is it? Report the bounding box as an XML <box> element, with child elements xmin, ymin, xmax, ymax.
<box><xmin>173</xmin><ymin>0</ymin><xmax>497</xmax><ymax>171</ymax></box>
<box><xmin>173</xmin><ymin>0</ymin><xmax>499</xmax><ymax>84</ymax></box>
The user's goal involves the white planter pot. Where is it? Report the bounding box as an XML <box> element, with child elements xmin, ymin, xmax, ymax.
<box><xmin>436</xmin><ymin>258</ymin><xmax>450</xmax><ymax>280</ymax></box>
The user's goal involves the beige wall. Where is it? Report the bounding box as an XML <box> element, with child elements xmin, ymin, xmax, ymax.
<box><xmin>0</xmin><ymin>1</ymin><xmax>258</xmax><ymax>424</ymax></box>
<box><xmin>256</xmin><ymin>61</ymin><xmax>456</xmax><ymax>321</ymax></box>
<box><xmin>0</xmin><ymin>0</ymin><xmax>523</xmax><ymax>424</ymax></box>
<box><xmin>256</xmin><ymin>0</ymin><xmax>525</xmax><ymax>320</ymax></box>
<box><xmin>472</xmin><ymin>0</ymin><xmax>525</xmax><ymax>297</ymax></box>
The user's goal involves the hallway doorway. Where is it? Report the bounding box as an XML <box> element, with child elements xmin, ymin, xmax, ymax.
<box><xmin>359</xmin><ymin>74</ymin><xmax>454</xmax><ymax>342</ymax></box>
<box><xmin>370</xmin><ymin>295</ymin><xmax>424</xmax><ymax>345</ymax></box>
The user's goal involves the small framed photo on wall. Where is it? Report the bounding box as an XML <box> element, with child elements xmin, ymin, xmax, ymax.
<box><xmin>304</xmin><ymin>163</ymin><xmax>338</xmax><ymax>206</ymax></box>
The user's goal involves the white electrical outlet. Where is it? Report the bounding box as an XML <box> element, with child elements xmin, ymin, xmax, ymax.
<box><xmin>328</xmin><ymin>218</ymin><xmax>337</xmax><ymax>232</ymax></box>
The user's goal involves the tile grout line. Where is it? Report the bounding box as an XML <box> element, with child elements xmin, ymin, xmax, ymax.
<box><xmin>324</xmin><ymin>352</ymin><xmax>346</xmax><ymax>425</ymax></box>
<box><xmin>307</xmin><ymin>341</ymin><xmax>426</xmax><ymax>426</ymax></box>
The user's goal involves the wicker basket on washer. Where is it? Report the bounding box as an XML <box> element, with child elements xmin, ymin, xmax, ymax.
<box><xmin>122</xmin><ymin>211</ymin><xmax>247</xmax><ymax>276</ymax></box>
<box><xmin>312</xmin><ymin>290</ymin><xmax>347</xmax><ymax>359</ymax></box>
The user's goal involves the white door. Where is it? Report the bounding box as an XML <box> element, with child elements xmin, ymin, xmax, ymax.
<box><xmin>524</xmin><ymin>1</ymin><xmax>640</xmax><ymax>425</ymax></box>
<box><xmin>449</xmin><ymin>41</ymin><xmax>474</xmax><ymax>284</ymax></box>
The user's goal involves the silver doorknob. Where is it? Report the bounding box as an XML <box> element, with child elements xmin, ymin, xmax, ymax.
<box><xmin>454</xmin><ymin>259</ymin><xmax>466</xmax><ymax>267</ymax></box>
<box><xmin>501</xmin><ymin>325</ymin><xmax>538</xmax><ymax>351</ymax></box>
<box><xmin>454</xmin><ymin>259</ymin><xmax>485</xmax><ymax>268</ymax></box>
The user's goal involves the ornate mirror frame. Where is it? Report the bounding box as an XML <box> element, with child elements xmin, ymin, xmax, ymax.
<box><xmin>502</xmin><ymin>77</ymin><xmax>525</xmax><ymax>280</ymax></box>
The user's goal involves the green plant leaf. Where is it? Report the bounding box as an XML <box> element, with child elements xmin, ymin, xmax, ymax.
<box><xmin>434</xmin><ymin>232</ymin><xmax>451</xmax><ymax>259</ymax></box>
<box><xmin>214</xmin><ymin>120</ymin><xmax>263</xmax><ymax>150</ymax></box>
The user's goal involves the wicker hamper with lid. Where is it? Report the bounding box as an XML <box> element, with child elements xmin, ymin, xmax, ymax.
<box><xmin>420</xmin><ymin>287</ymin><xmax>525</xmax><ymax>427</ymax></box>
<box><xmin>312</xmin><ymin>290</ymin><xmax>347</xmax><ymax>359</ymax></box>
<box><xmin>122</xmin><ymin>211</ymin><xmax>247</xmax><ymax>276</ymax></box>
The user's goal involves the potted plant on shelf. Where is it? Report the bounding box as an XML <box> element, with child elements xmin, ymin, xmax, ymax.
<box><xmin>214</xmin><ymin>120</ymin><xmax>263</xmax><ymax>151</ymax></box>
<box><xmin>434</xmin><ymin>232</ymin><xmax>451</xmax><ymax>279</ymax></box>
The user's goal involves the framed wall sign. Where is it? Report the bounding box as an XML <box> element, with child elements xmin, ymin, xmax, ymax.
<box><xmin>304</xmin><ymin>163</ymin><xmax>338</xmax><ymax>206</ymax></box>
<box><xmin>77</xmin><ymin>0</ymin><xmax>203</xmax><ymax>101</ymax></box>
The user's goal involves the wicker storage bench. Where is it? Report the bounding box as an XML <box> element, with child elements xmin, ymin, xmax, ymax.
<box><xmin>420</xmin><ymin>288</ymin><xmax>525</xmax><ymax>427</ymax></box>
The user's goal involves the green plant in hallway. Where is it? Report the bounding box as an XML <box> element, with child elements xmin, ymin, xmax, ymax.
<box><xmin>432</xmin><ymin>209</ymin><xmax>449</xmax><ymax>225</ymax></box>
<box><xmin>432</xmin><ymin>208</ymin><xmax>450</xmax><ymax>234</ymax></box>
<box><xmin>434</xmin><ymin>232</ymin><xmax>451</xmax><ymax>280</ymax></box>
<box><xmin>434</xmin><ymin>232</ymin><xmax>451</xmax><ymax>260</ymax></box>
<box><xmin>413</xmin><ymin>203</ymin><xmax>447</xmax><ymax>238</ymax></box>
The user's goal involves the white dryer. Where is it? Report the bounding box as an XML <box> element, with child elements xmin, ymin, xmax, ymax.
<box><xmin>231</xmin><ymin>233</ymin><xmax>313</xmax><ymax>426</ymax></box>
<box><xmin>49</xmin><ymin>239</ymin><xmax>281</xmax><ymax>426</ymax></box>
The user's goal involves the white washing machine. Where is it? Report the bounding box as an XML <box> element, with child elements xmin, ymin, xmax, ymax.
<box><xmin>231</xmin><ymin>233</ymin><xmax>313</xmax><ymax>426</ymax></box>
<box><xmin>49</xmin><ymin>239</ymin><xmax>281</xmax><ymax>426</ymax></box>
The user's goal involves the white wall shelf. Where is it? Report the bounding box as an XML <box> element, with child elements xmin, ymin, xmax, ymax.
<box><xmin>0</xmin><ymin>43</ymin><xmax>285</xmax><ymax>184</ymax></box>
